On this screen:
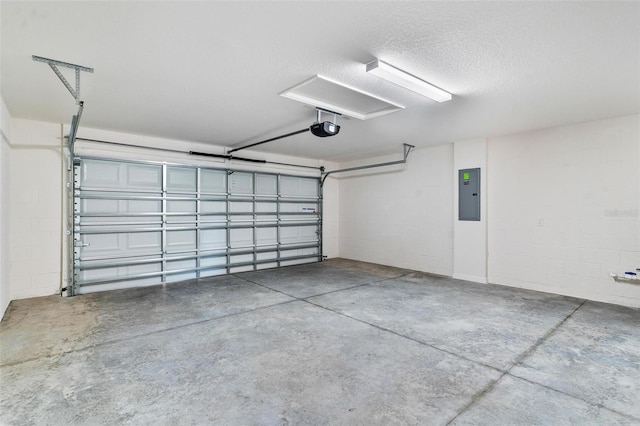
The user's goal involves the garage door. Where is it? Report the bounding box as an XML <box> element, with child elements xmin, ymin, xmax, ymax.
<box><xmin>71</xmin><ymin>157</ymin><xmax>322</xmax><ymax>295</ymax></box>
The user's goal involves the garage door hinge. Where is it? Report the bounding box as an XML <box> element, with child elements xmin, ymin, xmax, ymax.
<box><xmin>74</xmin><ymin>241</ymin><xmax>90</xmax><ymax>248</ymax></box>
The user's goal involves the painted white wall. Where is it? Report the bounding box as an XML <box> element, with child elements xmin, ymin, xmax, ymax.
<box><xmin>337</xmin><ymin>115</ymin><xmax>638</xmax><ymax>308</ymax></box>
<box><xmin>9</xmin><ymin>119</ymin><xmax>63</xmax><ymax>300</ymax></box>
<box><xmin>7</xmin><ymin>120</ymin><xmax>340</xmax><ymax>300</ymax></box>
<box><xmin>7</xmin><ymin>115</ymin><xmax>639</xmax><ymax>308</ymax></box>
<box><xmin>453</xmin><ymin>139</ymin><xmax>488</xmax><ymax>283</ymax></box>
<box><xmin>339</xmin><ymin>145</ymin><xmax>454</xmax><ymax>275</ymax></box>
<box><xmin>488</xmin><ymin>115</ymin><xmax>640</xmax><ymax>307</ymax></box>
<box><xmin>1</xmin><ymin>97</ymin><xmax>12</xmax><ymax>319</ymax></box>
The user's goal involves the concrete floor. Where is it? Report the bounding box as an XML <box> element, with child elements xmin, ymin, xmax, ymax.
<box><xmin>1</xmin><ymin>259</ymin><xmax>639</xmax><ymax>425</ymax></box>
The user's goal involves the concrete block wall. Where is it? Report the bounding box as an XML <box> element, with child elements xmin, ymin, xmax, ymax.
<box><xmin>488</xmin><ymin>114</ymin><xmax>640</xmax><ymax>307</ymax></box>
<box><xmin>338</xmin><ymin>114</ymin><xmax>640</xmax><ymax>308</ymax></box>
<box><xmin>453</xmin><ymin>139</ymin><xmax>488</xmax><ymax>284</ymax></box>
<box><xmin>9</xmin><ymin>119</ymin><xmax>63</xmax><ymax>300</ymax></box>
<box><xmin>0</xmin><ymin>97</ymin><xmax>11</xmax><ymax>318</ymax></box>
<box><xmin>339</xmin><ymin>144</ymin><xmax>454</xmax><ymax>275</ymax></box>
<box><xmin>3</xmin><ymin>114</ymin><xmax>638</xmax><ymax>312</ymax></box>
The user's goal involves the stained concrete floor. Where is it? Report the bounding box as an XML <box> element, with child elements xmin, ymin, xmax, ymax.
<box><xmin>1</xmin><ymin>259</ymin><xmax>639</xmax><ymax>425</ymax></box>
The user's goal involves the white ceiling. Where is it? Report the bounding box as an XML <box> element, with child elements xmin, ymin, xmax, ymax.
<box><xmin>2</xmin><ymin>1</ymin><xmax>639</xmax><ymax>162</ymax></box>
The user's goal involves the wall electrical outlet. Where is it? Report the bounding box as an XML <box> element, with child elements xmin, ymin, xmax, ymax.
<box><xmin>537</xmin><ymin>218</ymin><xmax>544</xmax><ymax>227</ymax></box>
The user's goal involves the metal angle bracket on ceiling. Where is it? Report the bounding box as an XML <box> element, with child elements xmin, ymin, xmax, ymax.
<box><xmin>32</xmin><ymin>55</ymin><xmax>94</xmax><ymax>105</ymax></box>
<box><xmin>321</xmin><ymin>143</ymin><xmax>415</xmax><ymax>186</ymax></box>
<box><xmin>33</xmin><ymin>55</ymin><xmax>93</xmax><ymax>151</ymax></box>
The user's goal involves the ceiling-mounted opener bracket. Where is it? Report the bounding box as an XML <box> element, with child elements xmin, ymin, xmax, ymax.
<box><xmin>315</xmin><ymin>107</ymin><xmax>340</xmax><ymax>125</ymax></box>
<box><xmin>32</xmin><ymin>55</ymin><xmax>93</xmax><ymax>105</ymax></box>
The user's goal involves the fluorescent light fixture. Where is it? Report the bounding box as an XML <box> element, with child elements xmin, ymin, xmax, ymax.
<box><xmin>366</xmin><ymin>59</ymin><xmax>452</xmax><ymax>102</ymax></box>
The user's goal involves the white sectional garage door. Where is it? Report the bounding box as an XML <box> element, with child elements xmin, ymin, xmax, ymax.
<box><xmin>72</xmin><ymin>157</ymin><xmax>322</xmax><ymax>295</ymax></box>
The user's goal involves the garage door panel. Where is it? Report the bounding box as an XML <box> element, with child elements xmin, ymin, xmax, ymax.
<box><xmin>201</xmin><ymin>229</ymin><xmax>227</xmax><ymax>250</ymax></box>
<box><xmin>166</xmin><ymin>199</ymin><xmax>196</xmax><ymax>224</ymax></box>
<box><xmin>281</xmin><ymin>257</ymin><xmax>317</xmax><ymax>267</ymax></box>
<box><xmin>230</xmin><ymin>228</ymin><xmax>253</xmax><ymax>248</ymax></box>
<box><xmin>81</xmin><ymin>195</ymin><xmax>161</xmax><ymax>212</ymax></box>
<box><xmin>257</xmin><ymin>251</ymin><xmax>278</xmax><ymax>261</ymax></box>
<box><xmin>81</xmin><ymin>160</ymin><xmax>162</xmax><ymax>191</ymax></box>
<box><xmin>280</xmin><ymin>225</ymin><xmax>318</xmax><ymax>244</ymax></box>
<box><xmin>230</xmin><ymin>253</ymin><xmax>253</xmax><ymax>264</ymax></box>
<box><xmin>128</xmin><ymin>199</ymin><xmax>161</xmax><ymax>213</ymax></box>
<box><xmin>256</xmin><ymin>227</ymin><xmax>277</xmax><ymax>246</ymax></box>
<box><xmin>126</xmin><ymin>164</ymin><xmax>163</xmax><ymax>190</ymax></box>
<box><xmin>166</xmin><ymin>259</ymin><xmax>197</xmax><ymax>282</ymax></box>
<box><xmin>230</xmin><ymin>202</ymin><xmax>253</xmax><ymax>213</ymax></box>
<box><xmin>279</xmin><ymin>176</ymin><xmax>299</xmax><ymax>197</ymax></box>
<box><xmin>281</xmin><ymin>247</ymin><xmax>318</xmax><ymax>258</ymax></box>
<box><xmin>256</xmin><ymin>262</ymin><xmax>278</xmax><ymax>270</ymax></box>
<box><xmin>300</xmin><ymin>180</ymin><xmax>318</xmax><ymax>197</ymax></box>
<box><xmin>200</xmin><ymin>256</ymin><xmax>227</xmax><ymax>276</ymax></box>
<box><xmin>231</xmin><ymin>215</ymin><xmax>253</xmax><ymax>225</ymax></box>
<box><xmin>167</xmin><ymin>200</ymin><xmax>196</xmax><ymax>213</ymax></box>
<box><xmin>256</xmin><ymin>216</ymin><xmax>278</xmax><ymax>226</ymax></box>
<box><xmin>166</xmin><ymin>230</ymin><xmax>197</xmax><ymax>252</ymax></box>
<box><xmin>80</xmin><ymin>262</ymin><xmax>161</xmax><ymax>283</ymax></box>
<box><xmin>77</xmin><ymin>276</ymin><xmax>161</xmax><ymax>294</ymax></box>
<box><xmin>166</xmin><ymin>167</ymin><xmax>196</xmax><ymax>193</ymax></box>
<box><xmin>256</xmin><ymin>174</ymin><xmax>277</xmax><ymax>195</ymax></box>
<box><xmin>201</xmin><ymin>169</ymin><xmax>227</xmax><ymax>194</ymax></box>
<box><xmin>229</xmin><ymin>172</ymin><xmax>253</xmax><ymax>195</ymax></box>
<box><xmin>80</xmin><ymin>160</ymin><xmax>121</xmax><ymax>188</ymax></box>
<box><xmin>280</xmin><ymin>176</ymin><xmax>318</xmax><ymax>198</ymax></box>
<box><xmin>81</xmin><ymin>233</ymin><xmax>162</xmax><ymax>258</ymax></box>
<box><xmin>74</xmin><ymin>158</ymin><xmax>321</xmax><ymax>294</ymax></box>
<box><xmin>128</xmin><ymin>232</ymin><xmax>162</xmax><ymax>251</ymax></box>
<box><xmin>201</xmin><ymin>201</ymin><xmax>226</xmax><ymax>213</ymax></box>
<box><xmin>280</xmin><ymin>202</ymin><xmax>317</xmax><ymax>213</ymax></box>
<box><xmin>82</xmin><ymin>198</ymin><xmax>119</xmax><ymax>214</ymax></box>
<box><xmin>256</xmin><ymin>202</ymin><xmax>277</xmax><ymax>213</ymax></box>
<box><xmin>81</xmin><ymin>198</ymin><xmax>161</xmax><ymax>221</ymax></box>
<box><xmin>81</xmin><ymin>233</ymin><xmax>121</xmax><ymax>255</ymax></box>
<box><xmin>82</xmin><ymin>216</ymin><xmax>161</xmax><ymax>225</ymax></box>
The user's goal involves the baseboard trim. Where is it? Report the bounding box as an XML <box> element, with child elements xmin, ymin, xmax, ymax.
<box><xmin>452</xmin><ymin>273</ymin><xmax>488</xmax><ymax>284</ymax></box>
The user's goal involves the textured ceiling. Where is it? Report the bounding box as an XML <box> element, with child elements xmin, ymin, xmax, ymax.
<box><xmin>2</xmin><ymin>1</ymin><xmax>639</xmax><ymax>161</ymax></box>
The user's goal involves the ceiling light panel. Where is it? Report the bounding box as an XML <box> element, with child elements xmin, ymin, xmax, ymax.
<box><xmin>280</xmin><ymin>75</ymin><xmax>404</xmax><ymax>120</ymax></box>
<box><xmin>366</xmin><ymin>59</ymin><xmax>452</xmax><ymax>102</ymax></box>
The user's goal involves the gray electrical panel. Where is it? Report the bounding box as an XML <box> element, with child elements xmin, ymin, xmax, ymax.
<box><xmin>459</xmin><ymin>168</ymin><xmax>481</xmax><ymax>221</ymax></box>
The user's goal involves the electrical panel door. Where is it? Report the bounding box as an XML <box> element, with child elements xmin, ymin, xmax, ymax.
<box><xmin>459</xmin><ymin>168</ymin><xmax>480</xmax><ymax>221</ymax></box>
